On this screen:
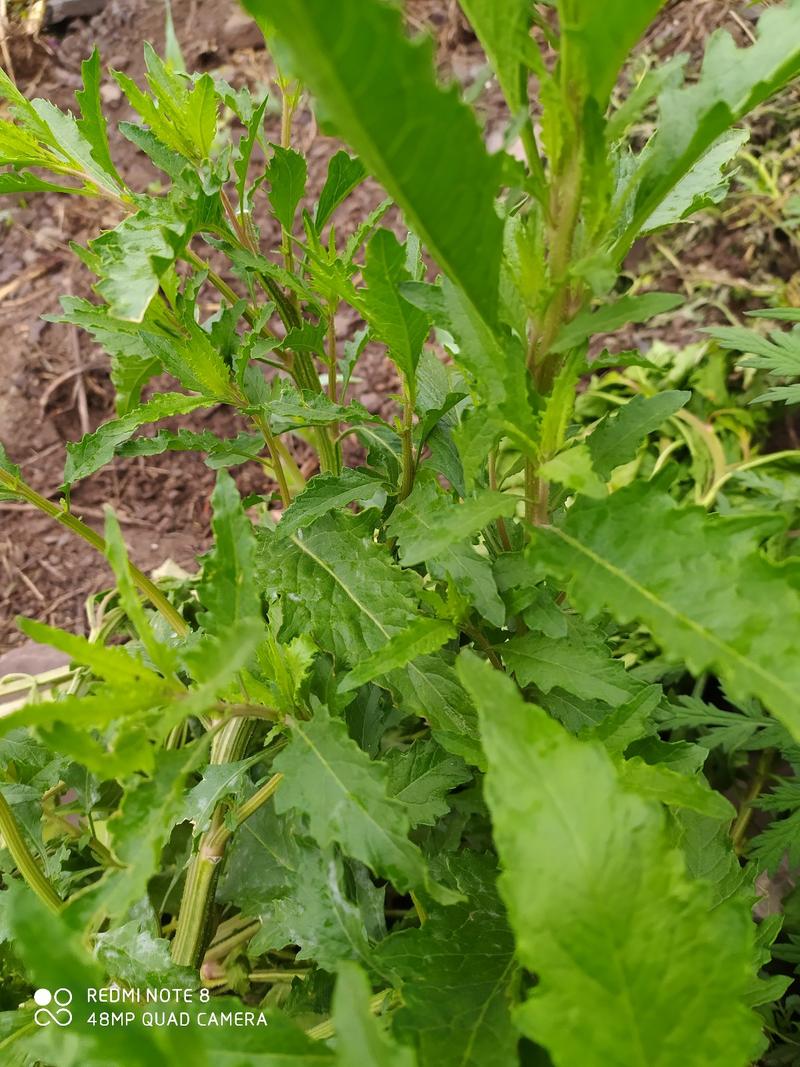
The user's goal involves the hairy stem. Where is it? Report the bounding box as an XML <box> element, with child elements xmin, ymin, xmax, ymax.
<box><xmin>0</xmin><ymin>792</ymin><xmax>61</xmax><ymax>912</ymax></box>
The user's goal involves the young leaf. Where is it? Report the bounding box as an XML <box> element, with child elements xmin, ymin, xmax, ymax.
<box><xmin>360</xmin><ymin>229</ymin><xmax>431</xmax><ymax>386</ymax></box>
<box><xmin>277</xmin><ymin>469</ymin><xmax>386</xmax><ymax>540</ymax></box>
<box><xmin>551</xmin><ymin>292</ymin><xmax>683</xmax><ymax>354</ymax></box>
<box><xmin>534</xmin><ymin>483</ymin><xmax>800</xmax><ymax>739</ymax></box>
<box><xmin>377</xmin><ymin>852</ymin><xmax>517</xmax><ymax>1067</ymax></box>
<box><xmin>459</xmin><ymin>0</ymin><xmax>532</xmax><ymax>117</ymax></box>
<box><xmin>266</xmin><ymin>144</ymin><xmax>307</xmax><ymax>232</ymax></box>
<box><xmin>75</xmin><ymin>48</ymin><xmax>123</xmax><ymax>187</ymax></box>
<box><xmin>388</xmin><ymin>476</ymin><xmax>517</xmax><ymax>567</ymax></box>
<box><xmin>587</xmin><ymin>390</ymin><xmax>690</xmax><ymax>478</ymax></box>
<box><xmin>339</xmin><ymin>618</ymin><xmax>456</xmax><ymax>694</ymax></box>
<box><xmin>315</xmin><ymin>150</ymin><xmax>366</xmax><ymax>231</ymax></box>
<box><xmin>197</xmin><ymin>471</ymin><xmax>261</xmax><ymax>635</ymax></box>
<box><xmin>273</xmin><ymin>707</ymin><xmax>452</xmax><ymax>901</ymax></box>
<box><xmin>244</xmin><ymin>0</ymin><xmax>504</xmax><ymax>326</ymax></box>
<box><xmin>458</xmin><ymin>653</ymin><xmax>762</xmax><ymax>1067</ymax></box>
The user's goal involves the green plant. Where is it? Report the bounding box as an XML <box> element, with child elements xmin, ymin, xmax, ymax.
<box><xmin>1</xmin><ymin>1</ymin><xmax>800</xmax><ymax>1063</ymax></box>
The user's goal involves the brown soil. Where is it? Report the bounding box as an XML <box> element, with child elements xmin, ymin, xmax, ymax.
<box><xmin>0</xmin><ymin>0</ymin><xmax>798</xmax><ymax>653</ymax></box>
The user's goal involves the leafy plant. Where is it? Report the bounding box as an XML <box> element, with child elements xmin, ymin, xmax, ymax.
<box><xmin>1</xmin><ymin>1</ymin><xmax>800</xmax><ymax>1064</ymax></box>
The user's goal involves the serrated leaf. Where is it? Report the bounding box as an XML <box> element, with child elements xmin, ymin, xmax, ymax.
<box><xmin>75</xmin><ymin>48</ymin><xmax>122</xmax><ymax>187</ymax></box>
<box><xmin>535</xmin><ymin>482</ymin><xmax>800</xmax><ymax>739</ymax></box>
<box><xmin>377</xmin><ymin>852</ymin><xmax>517</xmax><ymax>1067</ymax></box>
<box><xmin>273</xmin><ymin>707</ymin><xmax>450</xmax><ymax>901</ymax></box>
<box><xmin>197</xmin><ymin>471</ymin><xmax>260</xmax><ymax>635</ymax></box>
<box><xmin>244</xmin><ymin>0</ymin><xmax>504</xmax><ymax>326</ymax></box>
<box><xmin>63</xmin><ymin>392</ymin><xmax>212</xmax><ymax>486</ymax></box>
<box><xmin>180</xmin><ymin>756</ymin><xmax>259</xmax><ymax>835</ymax></box>
<box><xmin>621</xmin><ymin>3</ymin><xmax>800</xmax><ymax>249</ymax></box>
<box><xmin>587</xmin><ymin>390</ymin><xmax>690</xmax><ymax>478</ymax></box>
<box><xmin>552</xmin><ymin>293</ymin><xmax>683</xmax><ymax>354</ymax></box>
<box><xmin>29</xmin><ymin>98</ymin><xmax>121</xmax><ymax>196</ymax></box>
<box><xmin>388</xmin><ymin>475</ymin><xmax>516</xmax><ymax>567</ymax></box>
<box><xmin>261</xmin><ymin>512</ymin><xmax>422</xmax><ymax>666</ymax></box>
<box><xmin>339</xmin><ymin>619</ymin><xmax>456</xmax><ymax>694</ymax></box>
<box><xmin>95</xmin><ymin>920</ymin><xmax>195</xmax><ymax>989</ymax></box>
<box><xmin>360</xmin><ymin>229</ymin><xmax>431</xmax><ymax>385</ymax></box>
<box><xmin>642</xmin><ymin>129</ymin><xmax>749</xmax><ymax>233</ymax></box>
<box><xmin>385</xmin><ymin>740</ymin><xmax>471</xmax><ymax>828</ymax></box>
<box><xmin>503</xmin><ymin>620</ymin><xmax>644</xmax><ymax>707</ymax></box>
<box><xmin>458</xmin><ymin>653</ymin><xmax>762</xmax><ymax>1067</ymax></box>
<box><xmin>277</xmin><ymin>469</ymin><xmax>386</xmax><ymax>540</ymax></box>
<box><xmin>115</xmin><ymin>428</ymin><xmax>263</xmax><ymax>468</ymax></box>
<box><xmin>266</xmin><ymin>144</ymin><xmax>307</xmax><ymax>232</ymax></box>
<box><xmin>141</xmin><ymin>322</ymin><xmax>233</xmax><ymax>399</ymax></box>
<box><xmin>90</xmin><ymin>185</ymin><xmax>220</xmax><ymax>322</ymax></box>
<box><xmin>315</xmin><ymin>151</ymin><xmax>366</xmax><ymax>231</ymax></box>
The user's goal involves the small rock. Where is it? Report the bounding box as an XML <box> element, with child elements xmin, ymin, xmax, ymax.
<box><xmin>223</xmin><ymin>10</ymin><xmax>265</xmax><ymax>52</ymax></box>
<box><xmin>45</xmin><ymin>0</ymin><xmax>107</xmax><ymax>25</ymax></box>
<box><xmin>99</xmin><ymin>82</ymin><xmax>122</xmax><ymax>106</ymax></box>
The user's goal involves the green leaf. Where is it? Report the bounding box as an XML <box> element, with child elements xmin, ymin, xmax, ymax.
<box><xmin>315</xmin><ymin>150</ymin><xmax>366</xmax><ymax>231</ymax></box>
<box><xmin>115</xmin><ymin>45</ymin><xmax>218</xmax><ymax>162</ymax></box>
<box><xmin>534</xmin><ymin>483</ymin><xmax>800</xmax><ymax>739</ymax></box>
<box><xmin>385</xmin><ymin>740</ymin><xmax>471</xmax><ymax>828</ymax></box>
<box><xmin>261</xmin><ymin>513</ymin><xmax>422</xmax><ymax>666</ymax></box>
<box><xmin>266</xmin><ymin>144</ymin><xmax>307</xmax><ymax>232</ymax></box>
<box><xmin>75</xmin><ymin>48</ymin><xmax>122</xmax><ymax>187</ymax></box>
<box><xmin>333</xmin><ymin>963</ymin><xmax>417</xmax><ymax>1067</ymax></box>
<box><xmin>587</xmin><ymin>390</ymin><xmax>690</xmax><ymax>478</ymax></box>
<box><xmin>115</xmin><ymin>428</ymin><xmax>263</xmax><ymax>468</ymax></box>
<box><xmin>642</xmin><ymin>129</ymin><xmax>749</xmax><ymax>233</ymax></box>
<box><xmin>244</xmin><ymin>0</ymin><xmax>504</xmax><ymax>326</ymax></box>
<box><xmin>63</xmin><ymin>392</ymin><xmax>212</xmax><ymax>486</ymax></box>
<box><xmin>234</xmin><ymin>95</ymin><xmax>268</xmax><ymax>210</ymax></box>
<box><xmin>5</xmin><ymin>885</ymin><xmax>175</xmax><ymax>1067</ymax></box>
<box><xmin>361</xmin><ymin>229</ymin><xmax>431</xmax><ymax>384</ymax></box>
<box><xmin>90</xmin><ymin>183</ymin><xmax>220</xmax><ymax>322</ymax></box>
<box><xmin>559</xmin><ymin>0</ymin><xmax>668</xmax><ymax>108</ymax></box>
<box><xmin>459</xmin><ymin>0</ymin><xmax>532</xmax><ymax>116</ymax></box>
<box><xmin>141</xmin><ymin>321</ymin><xmax>233</xmax><ymax>399</ymax></box>
<box><xmin>458</xmin><ymin>653</ymin><xmax>763</xmax><ymax>1067</ymax></box>
<box><xmin>621</xmin><ymin>3</ymin><xmax>800</xmax><ymax>250</ymax></box>
<box><xmin>15</xmin><ymin>617</ymin><xmax>163</xmax><ymax>690</ymax></box>
<box><xmin>76</xmin><ymin>743</ymin><xmax>208</xmax><ymax>926</ymax></box>
<box><xmin>273</xmin><ymin>707</ymin><xmax>450</xmax><ymax>901</ymax></box>
<box><xmin>339</xmin><ymin>619</ymin><xmax>456</xmax><ymax>694</ymax></box>
<box><xmin>503</xmin><ymin>619</ymin><xmax>644</xmax><ymax>708</ymax></box>
<box><xmin>52</xmin><ymin>296</ymin><xmax>163</xmax><ymax>413</ymax></box>
<box><xmin>706</xmin><ymin>318</ymin><xmax>800</xmax><ymax>405</ymax></box>
<box><xmin>388</xmin><ymin>476</ymin><xmax>516</xmax><ymax>567</ymax></box>
<box><xmin>95</xmin><ymin>919</ymin><xmax>195</xmax><ymax>988</ymax></box>
<box><xmin>617</xmin><ymin>755</ymin><xmax>734</xmax><ymax>820</ymax></box>
<box><xmin>197</xmin><ymin>471</ymin><xmax>261</xmax><ymax>635</ymax></box>
<box><xmin>29</xmin><ymin>98</ymin><xmax>122</xmax><ymax>196</ymax></box>
<box><xmin>539</xmin><ymin>444</ymin><xmax>607</xmax><ymax>499</ymax></box>
<box><xmin>278</xmin><ymin>469</ymin><xmax>386</xmax><ymax>540</ymax></box>
<box><xmin>377</xmin><ymin>853</ymin><xmax>517</xmax><ymax>1067</ymax></box>
<box><xmin>552</xmin><ymin>293</ymin><xmax>683</xmax><ymax>354</ymax></box>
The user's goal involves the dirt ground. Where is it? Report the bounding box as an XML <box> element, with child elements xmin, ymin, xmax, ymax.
<box><xmin>0</xmin><ymin>0</ymin><xmax>798</xmax><ymax>653</ymax></box>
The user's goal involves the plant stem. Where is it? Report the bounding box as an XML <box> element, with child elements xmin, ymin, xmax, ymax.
<box><xmin>0</xmin><ymin>792</ymin><xmax>61</xmax><ymax>912</ymax></box>
<box><xmin>171</xmin><ymin>723</ymin><xmax>281</xmax><ymax>968</ymax></box>
<box><xmin>252</xmin><ymin>413</ymin><xmax>292</xmax><ymax>508</ymax></box>
<box><xmin>0</xmin><ymin>468</ymin><xmax>187</xmax><ymax>637</ymax></box>
<box><xmin>732</xmin><ymin>748</ymin><xmax>775</xmax><ymax>854</ymax></box>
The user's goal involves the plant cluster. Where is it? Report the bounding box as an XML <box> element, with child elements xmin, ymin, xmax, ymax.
<box><xmin>1</xmin><ymin>1</ymin><xmax>800</xmax><ymax>1064</ymax></box>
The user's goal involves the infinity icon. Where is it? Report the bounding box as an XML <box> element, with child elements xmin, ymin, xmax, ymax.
<box><xmin>33</xmin><ymin>987</ymin><xmax>73</xmax><ymax>1027</ymax></box>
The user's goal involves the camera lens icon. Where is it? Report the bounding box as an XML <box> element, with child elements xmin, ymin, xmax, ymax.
<box><xmin>33</xmin><ymin>988</ymin><xmax>73</xmax><ymax>1026</ymax></box>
